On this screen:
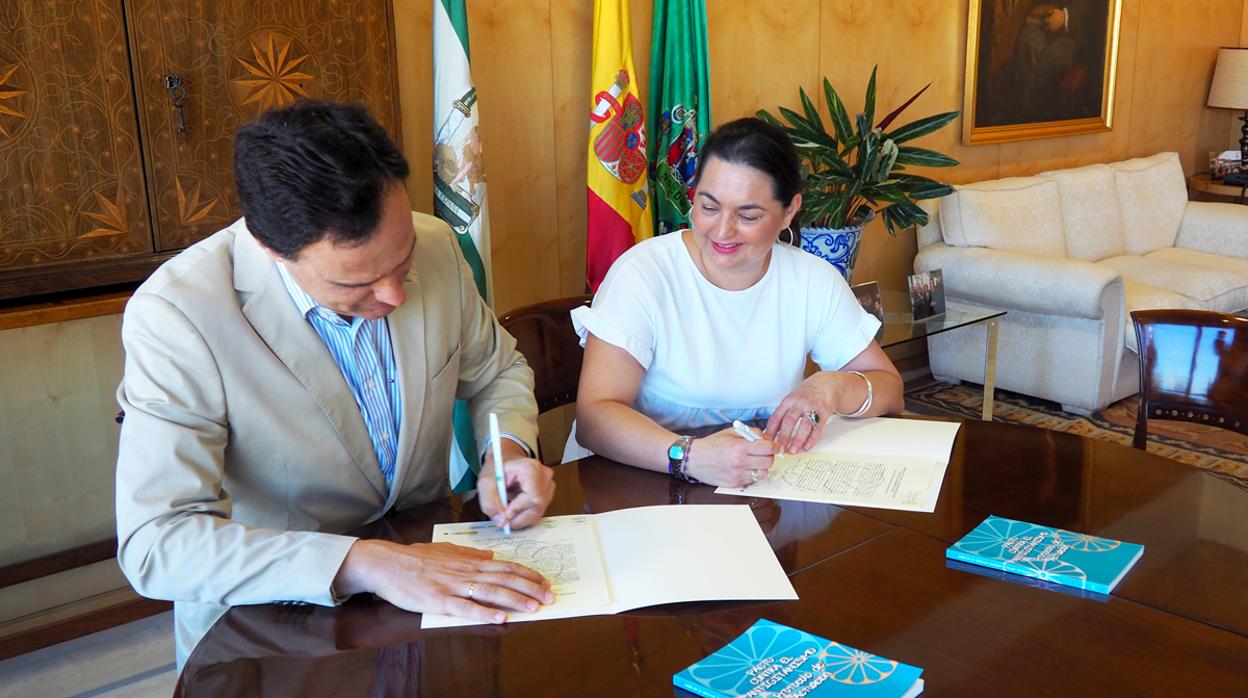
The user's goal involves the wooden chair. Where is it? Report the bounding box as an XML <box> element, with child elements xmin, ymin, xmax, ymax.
<box><xmin>1130</xmin><ymin>309</ymin><xmax>1248</xmax><ymax>449</ymax></box>
<box><xmin>499</xmin><ymin>294</ymin><xmax>593</xmax><ymax>414</ymax></box>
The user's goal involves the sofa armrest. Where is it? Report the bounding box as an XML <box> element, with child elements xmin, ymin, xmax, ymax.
<box><xmin>914</xmin><ymin>243</ymin><xmax>1123</xmax><ymax>320</ymax></box>
<box><xmin>1176</xmin><ymin>201</ymin><xmax>1248</xmax><ymax>259</ymax></box>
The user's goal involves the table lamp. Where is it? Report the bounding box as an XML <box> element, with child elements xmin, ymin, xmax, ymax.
<box><xmin>1208</xmin><ymin>47</ymin><xmax>1248</xmax><ymax>172</ymax></box>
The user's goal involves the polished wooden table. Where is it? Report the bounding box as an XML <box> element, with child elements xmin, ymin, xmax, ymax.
<box><xmin>176</xmin><ymin>420</ymin><xmax>1248</xmax><ymax>696</ymax></box>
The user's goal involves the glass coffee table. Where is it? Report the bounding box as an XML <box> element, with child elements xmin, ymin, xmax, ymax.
<box><xmin>877</xmin><ymin>290</ymin><xmax>1006</xmax><ymax>420</ymax></box>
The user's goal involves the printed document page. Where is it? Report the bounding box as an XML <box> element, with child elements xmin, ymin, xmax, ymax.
<box><xmin>422</xmin><ymin>514</ymin><xmax>612</xmax><ymax>628</ymax></box>
<box><xmin>422</xmin><ymin>505</ymin><xmax>795</xmax><ymax>628</ymax></box>
<box><xmin>716</xmin><ymin>417</ymin><xmax>961</xmax><ymax>512</ymax></box>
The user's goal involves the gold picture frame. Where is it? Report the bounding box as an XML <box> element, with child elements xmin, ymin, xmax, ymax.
<box><xmin>963</xmin><ymin>0</ymin><xmax>1123</xmax><ymax>145</ymax></box>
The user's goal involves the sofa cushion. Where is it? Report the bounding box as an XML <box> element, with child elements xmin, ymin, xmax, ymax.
<box><xmin>1122</xmin><ymin>280</ymin><xmax>1202</xmax><ymax>352</ymax></box>
<box><xmin>1145</xmin><ymin>248</ymin><xmax>1248</xmax><ymax>303</ymax></box>
<box><xmin>1100</xmin><ymin>254</ymin><xmax>1248</xmax><ymax>312</ymax></box>
<box><xmin>916</xmin><ymin>199</ymin><xmax>942</xmax><ymax>249</ymax></box>
<box><xmin>1109</xmin><ymin>152</ymin><xmax>1187</xmax><ymax>255</ymax></box>
<box><xmin>1037</xmin><ymin>164</ymin><xmax>1126</xmax><ymax>261</ymax></box>
<box><xmin>939</xmin><ymin>177</ymin><xmax>1067</xmax><ymax>258</ymax></box>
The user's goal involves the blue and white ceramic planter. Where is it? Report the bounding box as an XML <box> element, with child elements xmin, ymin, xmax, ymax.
<box><xmin>799</xmin><ymin>212</ymin><xmax>872</xmax><ymax>281</ymax></box>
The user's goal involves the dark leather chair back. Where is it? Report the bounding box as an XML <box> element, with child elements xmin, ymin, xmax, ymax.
<box><xmin>1131</xmin><ymin>309</ymin><xmax>1248</xmax><ymax>449</ymax></box>
<box><xmin>499</xmin><ymin>295</ymin><xmax>593</xmax><ymax>414</ymax></box>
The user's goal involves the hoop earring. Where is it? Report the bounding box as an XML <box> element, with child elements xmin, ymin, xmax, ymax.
<box><xmin>780</xmin><ymin>225</ymin><xmax>798</xmax><ymax>247</ymax></box>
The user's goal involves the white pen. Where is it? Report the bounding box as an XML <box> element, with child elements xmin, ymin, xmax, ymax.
<box><xmin>488</xmin><ymin>412</ymin><xmax>510</xmax><ymax>536</ymax></box>
<box><xmin>732</xmin><ymin>420</ymin><xmax>761</xmax><ymax>442</ymax></box>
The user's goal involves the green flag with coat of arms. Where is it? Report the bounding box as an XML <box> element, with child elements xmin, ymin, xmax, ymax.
<box><xmin>433</xmin><ymin>0</ymin><xmax>492</xmax><ymax>493</ymax></box>
<box><xmin>647</xmin><ymin>0</ymin><xmax>711</xmax><ymax>236</ymax></box>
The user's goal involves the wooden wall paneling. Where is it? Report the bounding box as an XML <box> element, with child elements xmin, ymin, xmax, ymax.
<box><xmin>0</xmin><ymin>314</ymin><xmax>123</xmax><ymax>565</ymax></box>
<box><xmin>549</xmin><ymin>0</ymin><xmax>594</xmax><ymax>299</ymax></box>
<box><xmin>0</xmin><ymin>594</ymin><xmax>169</xmax><ymax>661</ymax></box>
<box><xmin>0</xmin><ymin>1</ymin><xmax>153</xmax><ymax>280</ymax></box>
<box><xmin>0</xmin><ymin>289</ymin><xmax>129</xmax><ymax>331</ymax></box>
<box><xmin>705</xmin><ymin>0</ymin><xmax>822</xmax><ymax>123</ymax></box>
<box><xmin>469</xmin><ymin>0</ymin><xmax>562</xmax><ymax>315</ymax></box>
<box><xmin>126</xmin><ymin>0</ymin><xmax>402</xmax><ymax>252</ymax></box>
<box><xmin>630</xmin><ymin>0</ymin><xmax>654</xmax><ymax>96</ymax></box>
<box><xmin>1126</xmin><ymin>0</ymin><xmax>1243</xmax><ymax>174</ymax></box>
<box><xmin>996</xmin><ymin>0</ymin><xmax>1143</xmax><ymax>176</ymax></box>
<box><xmin>392</xmin><ymin>0</ymin><xmax>435</xmax><ymax>214</ymax></box>
<box><xmin>1237</xmin><ymin>1</ymin><xmax>1248</xmax><ymax>152</ymax></box>
<box><xmin>0</xmin><ymin>560</ymin><xmax>130</xmax><ymax>627</ymax></box>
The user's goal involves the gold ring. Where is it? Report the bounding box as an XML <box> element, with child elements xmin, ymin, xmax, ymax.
<box><xmin>467</xmin><ymin>582</ymin><xmax>478</xmax><ymax>599</ymax></box>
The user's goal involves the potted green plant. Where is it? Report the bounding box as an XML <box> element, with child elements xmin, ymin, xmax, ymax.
<box><xmin>757</xmin><ymin>67</ymin><xmax>960</xmax><ymax>280</ymax></box>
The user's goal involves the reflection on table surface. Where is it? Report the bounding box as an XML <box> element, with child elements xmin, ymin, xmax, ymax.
<box><xmin>177</xmin><ymin>419</ymin><xmax>1248</xmax><ymax>697</ymax></box>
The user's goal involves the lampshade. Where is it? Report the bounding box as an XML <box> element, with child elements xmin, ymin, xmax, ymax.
<box><xmin>1208</xmin><ymin>47</ymin><xmax>1248</xmax><ymax>109</ymax></box>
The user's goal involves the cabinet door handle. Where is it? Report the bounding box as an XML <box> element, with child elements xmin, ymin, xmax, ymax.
<box><xmin>163</xmin><ymin>73</ymin><xmax>187</xmax><ymax>134</ymax></box>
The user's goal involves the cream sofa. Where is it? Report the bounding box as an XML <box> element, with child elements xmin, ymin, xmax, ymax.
<box><xmin>914</xmin><ymin>152</ymin><xmax>1248</xmax><ymax>414</ymax></box>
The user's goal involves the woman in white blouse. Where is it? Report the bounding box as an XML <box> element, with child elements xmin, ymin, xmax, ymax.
<box><xmin>569</xmin><ymin>118</ymin><xmax>904</xmax><ymax>487</ymax></box>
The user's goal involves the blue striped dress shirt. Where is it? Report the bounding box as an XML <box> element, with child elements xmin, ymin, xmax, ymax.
<box><xmin>277</xmin><ymin>263</ymin><xmax>402</xmax><ymax>485</ymax></box>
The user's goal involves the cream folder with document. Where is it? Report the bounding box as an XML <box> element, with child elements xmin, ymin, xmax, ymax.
<box><xmin>421</xmin><ymin>504</ymin><xmax>797</xmax><ymax>628</ymax></box>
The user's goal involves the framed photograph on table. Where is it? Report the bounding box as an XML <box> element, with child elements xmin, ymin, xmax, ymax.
<box><xmin>963</xmin><ymin>0</ymin><xmax>1123</xmax><ymax>145</ymax></box>
<box><xmin>908</xmin><ymin>270</ymin><xmax>946</xmax><ymax>321</ymax></box>
<box><xmin>851</xmin><ymin>280</ymin><xmax>884</xmax><ymax>323</ymax></box>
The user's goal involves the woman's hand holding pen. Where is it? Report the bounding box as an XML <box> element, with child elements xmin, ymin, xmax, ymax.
<box><xmin>684</xmin><ymin>426</ymin><xmax>775</xmax><ymax>488</ymax></box>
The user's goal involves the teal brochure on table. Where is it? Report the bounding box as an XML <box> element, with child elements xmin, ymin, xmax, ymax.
<box><xmin>946</xmin><ymin>515</ymin><xmax>1144</xmax><ymax>594</ymax></box>
<box><xmin>944</xmin><ymin>559</ymin><xmax>1109</xmax><ymax>602</ymax></box>
<box><xmin>673</xmin><ymin>619</ymin><xmax>924</xmax><ymax>698</ymax></box>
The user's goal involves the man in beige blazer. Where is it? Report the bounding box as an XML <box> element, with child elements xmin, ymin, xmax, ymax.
<box><xmin>115</xmin><ymin>101</ymin><xmax>555</xmax><ymax>668</ymax></box>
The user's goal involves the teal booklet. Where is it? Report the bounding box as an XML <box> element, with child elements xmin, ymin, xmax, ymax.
<box><xmin>946</xmin><ymin>515</ymin><xmax>1144</xmax><ymax>594</ymax></box>
<box><xmin>673</xmin><ymin>619</ymin><xmax>924</xmax><ymax>698</ymax></box>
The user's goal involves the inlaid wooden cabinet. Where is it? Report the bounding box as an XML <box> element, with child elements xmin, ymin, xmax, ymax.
<box><xmin>0</xmin><ymin>0</ymin><xmax>399</xmax><ymax>301</ymax></box>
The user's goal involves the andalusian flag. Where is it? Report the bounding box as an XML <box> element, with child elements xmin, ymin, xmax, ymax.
<box><xmin>433</xmin><ymin>0</ymin><xmax>491</xmax><ymax>493</ymax></box>
<box><xmin>587</xmin><ymin>0</ymin><xmax>653</xmax><ymax>291</ymax></box>
<box><xmin>648</xmin><ymin>0</ymin><xmax>711</xmax><ymax>236</ymax></box>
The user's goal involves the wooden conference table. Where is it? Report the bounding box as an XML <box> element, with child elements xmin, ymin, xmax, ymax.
<box><xmin>176</xmin><ymin>419</ymin><xmax>1248</xmax><ymax>696</ymax></box>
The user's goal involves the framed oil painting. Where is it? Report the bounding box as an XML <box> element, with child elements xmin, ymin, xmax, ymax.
<box><xmin>963</xmin><ymin>0</ymin><xmax>1123</xmax><ymax>145</ymax></box>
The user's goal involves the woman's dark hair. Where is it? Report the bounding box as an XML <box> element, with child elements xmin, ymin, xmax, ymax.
<box><xmin>233</xmin><ymin>99</ymin><xmax>410</xmax><ymax>259</ymax></box>
<box><xmin>693</xmin><ymin>117</ymin><xmax>803</xmax><ymax>211</ymax></box>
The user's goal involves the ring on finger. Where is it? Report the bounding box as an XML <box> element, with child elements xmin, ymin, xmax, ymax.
<box><xmin>750</xmin><ymin>469</ymin><xmax>759</xmax><ymax>484</ymax></box>
<box><xmin>806</xmin><ymin>410</ymin><xmax>820</xmax><ymax>428</ymax></box>
<box><xmin>467</xmin><ymin>581</ymin><xmax>478</xmax><ymax>599</ymax></box>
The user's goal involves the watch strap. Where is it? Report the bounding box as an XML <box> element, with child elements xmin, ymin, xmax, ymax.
<box><xmin>667</xmin><ymin>435</ymin><xmax>698</xmax><ymax>483</ymax></box>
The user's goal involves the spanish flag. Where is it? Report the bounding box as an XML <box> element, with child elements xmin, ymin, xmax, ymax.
<box><xmin>587</xmin><ymin>0</ymin><xmax>653</xmax><ymax>291</ymax></box>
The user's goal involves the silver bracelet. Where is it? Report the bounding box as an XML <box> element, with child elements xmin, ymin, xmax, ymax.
<box><xmin>833</xmin><ymin>370</ymin><xmax>873</xmax><ymax>418</ymax></box>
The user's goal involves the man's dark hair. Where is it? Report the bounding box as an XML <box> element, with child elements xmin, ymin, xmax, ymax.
<box><xmin>694</xmin><ymin>117</ymin><xmax>802</xmax><ymax>210</ymax></box>
<box><xmin>233</xmin><ymin>99</ymin><xmax>410</xmax><ymax>259</ymax></box>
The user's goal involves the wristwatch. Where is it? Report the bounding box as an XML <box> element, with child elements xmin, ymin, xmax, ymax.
<box><xmin>667</xmin><ymin>435</ymin><xmax>698</xmax><ymax>483</ymax></box>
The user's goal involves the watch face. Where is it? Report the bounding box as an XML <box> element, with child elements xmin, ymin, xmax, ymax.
<box><xmin>668</xmin><ymin>443</ymin><xmax>686</xmax><ymax>460</ymax></box>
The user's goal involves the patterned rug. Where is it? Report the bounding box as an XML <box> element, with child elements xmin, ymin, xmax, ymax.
<box><xmin>905</xmin><ymin>380</ymin><xmax>1248</xmax><ymax>490</ymax></box>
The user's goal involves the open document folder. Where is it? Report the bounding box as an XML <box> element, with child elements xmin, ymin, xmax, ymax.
<box><xmin>421</xmin><ymin>504</ymin><xmax>797</xmax><ymax>628</ymax></box>
<box><xmin>718</xmin><ymin>417</ymin><xmax>962</xmax><ymax>513</ymax></box>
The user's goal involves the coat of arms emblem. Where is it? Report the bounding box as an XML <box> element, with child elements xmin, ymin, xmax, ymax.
<box><xmin>590</xmin><ymin>69</ymin><xmax>647</xmax><ymax>186</ymax></box>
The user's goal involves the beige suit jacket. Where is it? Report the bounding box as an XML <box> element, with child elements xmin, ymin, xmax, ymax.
<box><xmin>115</xmin><ymin>214</ymin><xmax>537</xmax><ymax>665</ymax></box>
